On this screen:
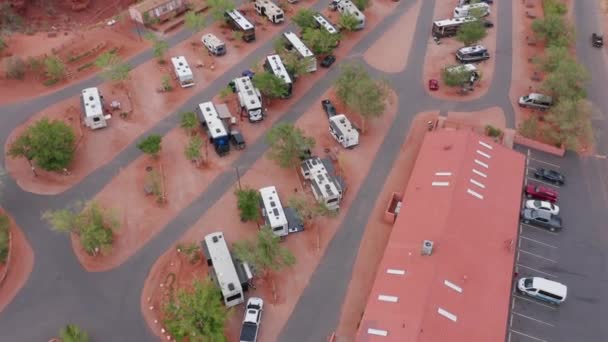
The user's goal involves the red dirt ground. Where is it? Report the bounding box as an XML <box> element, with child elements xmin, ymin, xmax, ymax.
<box><xmin>0</xmin><ymin>209</ymin><xmax>34</xmax><ymax>313</ymax></box>
<box><xmin>446</xmin><ymin>106</ymin><xmax>507</xmax><ymax>131</ymax></box>
<box><xmin>363</xmin><ymin>0</ymin><xmax>422</xmax><ymax>73</ymax></box>
<box><xmin>141</xmin><ymin>85</ymin><xmax>400</xmax><ymax>341</ymax></box>
<box><xmin>334</xmin><ymin>111</ymin><xmax>438</xmax><ymax>340</ymax></box>
<box><xmin>422</xmin><ymin>0</ymin><xmax>497</xmax><ymax>100</ymax></box>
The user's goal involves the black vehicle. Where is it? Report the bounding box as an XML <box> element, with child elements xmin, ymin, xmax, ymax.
<box><xmin>534</xmin><ymin>168</ymin><xmax>565</xmax><ymax>185</ymax></box>
<box><xmin>230</xmin><ymin>130</ymin><xmax>246</xmax><ymax>150</ymax></box>
<box><xmin>320</xmin><ymin>55</ymin><xmax>336</xmax><ymax>68</ymax></box>
<box><xmin>592</xmin><ymin>33</ymin><xmax>604</xmax><ymax>48</ymax></box>
<box><xmin>482</xmin><ymin>20</ymin><xmax>494</xmax><ymax>28</ymax></box>
<box><xmin>321</xmin><ymin>99</ymin><xmax>337</xmax><ymax>118</ymax></box>
<box><xmin>521</xmin><ymin>208</ymin><xmax>562</xmax><ymax>232</ymax></box>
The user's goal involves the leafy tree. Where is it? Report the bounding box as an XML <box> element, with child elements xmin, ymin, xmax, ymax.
<box><xmin>302</xmin><ymin>27</ymin><xmax>341</xmax><ymax>55</ymax></box>
<box><xmin>59</xmin><ymin>324</ymin><xmax>89</xmax><ymax>342</ymax></box>
<box><xmin>531</xmin><ymin>15</ymin><xmax>572</xmax><ymax>47</ymax></box>
<box><xmin>44</xmin><ymin>55</ymin><xmax>65</xmax><ymax>80</ymax></box>
<box><xmin>543</xmin><ymin>0</ymin><xmax>567</xmax><ymax>16</ymax></box>
<box><xmin>455</xmin><ymin>20</ymin><xmax>487</xmax><ymax>46</ymax></box>
<box><xmin>273</xmin><ymin>36</ymin><xmax>287</xmax><ymax>55</ymax></box>
<box><xmin>352</xmin><ymin>0</ymin><xmax>370</xmax><ymax>11</ymax></box>
<box><xmin>5</xmin><ymin>56</ymin><xmax>25</xmax><ymax>80</ymax></box>
<box><xmin>164</xmin><ymin>279</ymin><xmax>228</xmax><ymax>342</ymax></box>
<box><xmin>232</xmin><ymin>30</ymin><xmax>244</xmax><ymax>42</ymax></box>
<box><xmin>184</xmin><ymin>135</ymin><xmax>204</xmax><ymax>167</ymax></box>
<box><xmin>533</xmin><ymin>45</ymin><xmax>569</xmax><ymax>73</ymax></box>
<box><xmin>43</xmin><ymin>202</ymin><xmax>118</xmax><ymax>256</ymax></box>
<box><xmin>8</xmin><ymin>118</ymin><xmax>75</xmax><ymax>171</ymax></box>
<box><xmin>210</xmin><ymin>0</ymin><xmax>235</xmax><ymax>21</ymax></box>
<box><xmin>441</xmin><ymin>65</ymin><xmax>472</xmax><ymax>87</ymax></box>
<box><xmin>145</xmin><ymin>33</ymin><xmax>169</xmax><ymax>62</ymax></box>
<box><xmin>334</xmin><ymin>63</ymin><xmax>389</xmax><ymax>132</ymax></box>
<box><xmin>0</xmin><ymin>4</ymin><xmax>23</xmax><ymax>31</ymax></box>
<box><xmin>137</xmin><ymin>134</ymin><xmax>162</xmax><ymax>158</ymax></box>
<box><xmin>235</xmin><ymin>187</ymin><xmax>261</xmax><ymax>223</ymax></box>
<box><xmin>287</xmin><ymin>195</ymin><xmax>332</xmax><ymax>225</ymax></box>
<box><xmin>233</xmin><ymin>226</ymin><xmax>296</xmax><ymax>276</ymax></box>
<box><xmin>252</xmin><ymin>71</ymin><xmax>289</xmax><ymax>100</ymax></box>
<box><xmin>180</xmin><ymin>111</ymin><xmax>199</xmax><ymax>135</ymax></box>
<box><xmin>0</xmin><ymin>215</ymin><xmax>9</xmax><ymax>264</ymax></box>
<box><xmin>292</xmin><ymin>8</ymin><xmax>317</xmax><ymax>30</ymax></box>
<box><xmin>545</xmin><ymin>98</ymin><xmax>594</xmax><ymax>150</ymax></box>
<box><xmin>0</xmin><ymin>37</ymin><xmax>6</xmax><ymax>53</ymax></box>
<box><xmin>95</xmin><ymin>51</ymin><xmax>131</xmax><ymax>83</ymax></box>
<box><xmin>184</xmin><ymin>10</ymin><xmax>206</xmax><ymax>32</ymax></box>
<box><xmin>265</xmin><ymin>123</ymin><xmax>315</xmax><ymax>169</ymax></box>
<box><xmin>339</xmin><ymin>13</ymin><xmax>359</xmax><ymax>32</ymax></box>
<box><xmin>282</xmin><ymin>51</ymin><xmax>311</xmax><ymax>79</ymax></box>
<box><xmin>518</xmin><ymin>115</ymin><xmax>540</xmax><ymax>139</ymax></box>
<box><xmin>541</xmin><ymin>58</ymin><xmax>589</xmax><ymax>100</ymax></box>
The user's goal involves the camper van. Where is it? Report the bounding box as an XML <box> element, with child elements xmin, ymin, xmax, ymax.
<box><xmin>264</xmin><ymin>55</ymin><xmax>292</xmax><ymax>97</ymax></box>
<box><xmin>231</xmin><ymin>76</ymin><xmax>264</xmax><ymax>122</ymax></box>
<box><xmin>300</xmin><ymin>157</ymin><xmax>343</xmax><ymax>211</ymax></box>
<box><xmin>431</xmin><ymin>16</ymin><xmax>477</xmax><ymax>38</ymax></box>
<box><xmin>80</xmin><ymin>87</ymin><xmax>110</xmax><ymax>130</ymax></box>
<box><xmin>336</xmin><ymin>0</ymin><xmax>365</xmax><ymax>30</ymax></box>
<box><xmin>329</xmin><ymin>114</ymin><xmax>359</xmax><ymax>149</ymax></box>
<box><xmin>283</xmin><ymin>31</ymin><xmax>317</xmax><ymax>73</ymax></box>
<box><xmin>518</xmin><ymin>93</ymin><xmax>553</xmax><ymax>111</ymax></box>
<box><xmin>197</xmin><ymin>102</ymin><xmax>230</xmax><ymax>156</ymax></box>
<box><xmin>225</xmin><ymin>9</ymin><xmax>256</xmax><ymax>42</ymax></box>
<box><xmin>171</xmin><ymin>56</ymin><xmax>194</xmax><ymax>88</ymax></box>
<box><xmin>456</xmin><ymin>45</ymin><xmax>490</xmax><ymax>63</ymax></box>
<box><xmin>259</xmin><ymin>186</ymin><xmax>289</xmax><ymax>237</ymax></box>
<box><xmin>202</xmin><ymin>33</ymin><xmax>226</xmax><ymax>56</ymax></box>
<box><xmin>453</xmin><ymin>3</ymin><xmax>490</xmax><ymax>18</ymax></box>
<box><xmin>254</xmin><ymin>0</ymin><xmax>284</xmax><ymax>24</ymax></box>
<box><xmin>518</xmin><ymin>277</ymin><xmax>567</xmax><ymax>305</ymax></box>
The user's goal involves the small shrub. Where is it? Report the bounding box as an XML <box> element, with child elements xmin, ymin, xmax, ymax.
<box><xmin>5</xmin><ymin>56</ymin><xmax>25</xmax><ymax>80</ymax></box>
<box><xmin>161</xmin><ymin>75</ymin><xmax>173</xmax><ymax>91</ymax></box>
<box><xmin>485</xmin><ymin>125</ymin><xmax>502</xmax><ymax>138</ymax></box>
<box><xmin>43</xmin><ymin>78</ymin><xmax>59</xmax><ymax>86</ymax></box>
<box><xmin>0</xmin><ymin>215</ymin><xmax>10</xmax><ymax>264</ymax></box>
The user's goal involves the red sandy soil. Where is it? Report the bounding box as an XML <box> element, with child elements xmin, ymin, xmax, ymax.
<box><xmin>0</xmin><ymin>209</ymin><xmax>34</xmax><ymax>313</ymax></box>
<box><xmin>0</xmin><ymin>19</ymin><xmax>149</xmax><ymax>105</ymax></box>
<box><xmin>142</xmin><ymin>85</ymin><xmax>400</xmax><ymax>342</ymax></box>
<box><xmin>363</xmin><ymin>0</ymin><xmax>422</xmax><ymax>73</ymax></box>
<box><xmin>334</xmin><ymin>111</ymin><xmax>438</xmax><ymax>340</ymax></box>
<box><xmin>72</xmin><ymin>0</ymin><xmax>399</xmax><ymax>271</ymax></box>
<box><xmin>422</xmin><ymin>0</ymin><xmax>497</xmax><ymax>100</ymax></box>
<box><xmin>446</xmin><ymin>106</ymin><xmax>506</xmax><ymax>131</ymax></box>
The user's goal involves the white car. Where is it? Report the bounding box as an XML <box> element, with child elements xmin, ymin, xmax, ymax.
<box><xmin>525</xmin><ymin>200</ymin><xmax>560</xmax><ymax>215</ymax></box>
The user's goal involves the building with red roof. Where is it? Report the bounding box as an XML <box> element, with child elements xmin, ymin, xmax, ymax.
<box><xmin>356</xmin><ymin>130</ymin><xmax>525</xmax><ymax>342</ymax></box>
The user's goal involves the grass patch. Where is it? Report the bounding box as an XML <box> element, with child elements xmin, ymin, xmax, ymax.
<box><xmin>0</xmin><ymin>215</ymin><xmax>10</xmax><ymax>264</ymax></box>
<box><xmin>43</xmin><ymin>78</ymin><xmax>59</xmax><ymax>86</ymax></box>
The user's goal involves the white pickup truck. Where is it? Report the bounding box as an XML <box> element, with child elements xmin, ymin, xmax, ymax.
<box><xmin>239</xmin><ymin>297</ymin><xmax>264</xmax><ymax>342</ymax></box>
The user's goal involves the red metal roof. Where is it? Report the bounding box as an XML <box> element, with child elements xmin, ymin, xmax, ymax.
<box><xmin>356</xmin><ymin>130</ymin><xmax>525</xmax><ymax>342</ymax></box>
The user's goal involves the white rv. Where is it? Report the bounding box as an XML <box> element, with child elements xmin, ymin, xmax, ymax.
<box><xmin>232</xmin><ymin>76</ymin><xmax>264</xmax><ymax>122</ymax></box>
<box><xmin>300</xmin><ymin>157</ymin><xmax>343</xmax><ymax>211</ymax></box>
<box><xmin>337</xmin><ymin>0</ymin><xmax>365</xmax><ymax>30</ymax></box>
<box><xmin>453</xmin><ymin>3</ymin><xmax>490</xmax><ymax>19</ymax></box>
<box><xmin>431</xmin><ymin>16</ymin><xmax>477</xmax><ymax>38</ymax></box>
<box><xmin>264</xmin><ymin>54</ymin><xmax>293</xmax><ymax>98</ymax></box>
<box><xmin>80</xmin><ymin>87</ymin><xmax>110</xmax><ymax>130</ymax></box>
<box><xmin>202</xmin><ymin>33</ymin><xmax>226</xmax><ymax>56</ymax></box>
<box><xmin>197</xmin><ymin>102</ymin><xmax>230</xmax><ymax>156</ymax></box>
<box><xmin>202</xmin><ymin>232</ymin><xmax>253</xmax><ymax>308</ymax></box>
<box><xmin>313</xmin><ymin>13</ymin><xmax>340</xmax><ymax>35</ymax></box>
<box><xmin>171</xmin><ymin>56</ymin><xmax>194</xmax><ymax>88</ymax></box>
<box><xmin>259</xmin><ymin>186</ymin><xmax>289</xmax><ymax>237</ymax></box>
<box><xmin>254</xmin><ymin>0</ymin><xmax>284</xmax><ymax>24</ymax></box>
<box><xmin>283</xmin><ymin>31</ymin><xmax>316</xmax><ymax>73</ymax></box>
<box><xmin>329</xmin><ymin>114</ymin><xmax>359</xmax><ymax>149</ymax></box>
<box><xmin>225</xmin><ymin>9</ymin><xmax>256</xmax><ymax>42</ymax></box>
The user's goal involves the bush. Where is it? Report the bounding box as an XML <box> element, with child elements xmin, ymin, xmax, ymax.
<box><xmin>137</xmin><ymin>134</ymin><xmax>163</xmax><ymax>157</ymax></box>
<box><xmin>0</xmin><ymin>215</ymin><xmax>10</xmax><ymax>264</ymax></box>
<box><xmin>543</xmin><ymin>0</ymin><xmax>567</xmax><ymax>16</ymax></box>
<box><xmin>43</xmin><ymin>78</ymin><xmax>59</xmax><ymax>86</ymax></box>
<box><xmin>352</xmin><ymin>0</ymin><xmax>369</xmax><ymax>11</ymax></box>
<box><xmin>5</xmin><ymin>56</ymin><xmax>25</xmax><ymax>80</ymax></box>
<box><xmin>518</xmin><ymin>116</ymin><xmax>540</xmax><ymax>139</ymax></box>
<box><xmin>485</xmin><ymin>125</ymin><xmax>502</xmax><ymax>138</ymax></box>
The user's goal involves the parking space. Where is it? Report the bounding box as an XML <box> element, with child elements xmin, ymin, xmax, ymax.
<box><xmin>508</xmin><ymin>146</ymin><xmax>608</xmax><ymax>341</ymax></box>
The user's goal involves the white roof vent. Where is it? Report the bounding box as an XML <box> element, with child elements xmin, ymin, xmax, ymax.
<box><xmin>421</xmin><ymin>240</ymin><xmax>434</xmax><ymax>256</ymax></box>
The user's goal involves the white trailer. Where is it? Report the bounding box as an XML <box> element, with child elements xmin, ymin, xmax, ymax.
<box><xmin>259</xmin><ymin>186</ymin><xmax>289</xmax><ymax>237</ymax></box>
<box><xmin>300</xmin><ymin>157</ymin><xmax>343</xmax><ymax>211</ymax></box>
<box><xmin>313</xmin><ymin>13</ymin><xmax>340</xmax><ymax>34</ymax></box>
<box><xmin>80</xmin><ymin>87</ymin><xmax>110</xmax><ymax>130</ymax></box>
<box><xmin>254</xmin><ymin>0</ymin><xmax>284</xmax><ymax>24</ymax></box>
<box><xmin>329</xmin><ymin>114</ymin><xmax>359</xmax><ymax>149</ymax></box>
<box><xmin>431</xmin><ymin>16</ymin><xmax>477</xmax><ymax>38</ymax></box>
<box><xmin>171</xmin><ymin>56</ymin><xmax>194</xmax><ymax>88</ymax></box>
<box><xmin>202</xmin><ymin>33</ymin><xmax>227</xmax><ymax>56</ymax></box>
<box><xmin>283</xmin><ymin>31</ymin><xmax>316</xmax><ymax>73</ymax></box>
<box><xmin>232</xmin><ymin>76</ymin><xmax>264</xmax><ymax>122</ymax></box>
<box><xmin>453</xmin><ymin>2</ymin><xmax>490</xmax><ymax>18</ymax></box>
<box><xmin>225</xmin><ymin>9</ymin><xmax>256</xmax><ymax>42</ymax></box>
<box><xmin>264</xmin><ymin>54</ymin><xmax>292</xmax><ymax>98</ymax></box>
<box><xmin>336</xmin><ymin>0</ymin><xmax>365</xmax><ymax>30</ymax></box>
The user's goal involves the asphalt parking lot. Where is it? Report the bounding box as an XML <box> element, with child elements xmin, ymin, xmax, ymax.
<box><xmin>508</xmin><ymin>146</ymin><xmax>608</xmax><ymax>342</ymax></box>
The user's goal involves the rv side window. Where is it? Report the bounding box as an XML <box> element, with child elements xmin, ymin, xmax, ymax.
<box><xmin>273</xmin><ymin>226</ymin><xmax>282</xmax><ymax>231</ymax></box>
<box><xmin>538</xmin><ymin>290</ymin><xmax>562</xmax><ymax>301</ymax></box>
<box><xmin>327</xmin><ymin>198</ymin><xmax>339</xmax><ymax>204</ymax></box>
<box><xmin>93</xmin><ymin>117</ymin><xmax>100</xmax><ymax>122</ymax></box>
<box><xmin>226</xmin><ymin>293</ymin><xmax>242</xmax><ymax>303</ymax></box>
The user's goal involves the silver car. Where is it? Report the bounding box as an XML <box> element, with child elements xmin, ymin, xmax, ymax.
<box><xmin>525</xmin><ymin>200</ymin><xmax>560</xmax><ymax>215</ymax></box>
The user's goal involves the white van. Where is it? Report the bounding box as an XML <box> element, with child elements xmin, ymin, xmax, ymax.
<box><xmin>453</xmin><ymin>3</ymin><xmax>490</xmax><ymax>18</ymax></box>
<box><xmin>202</xmin><ymin>33</ymin><xmax>227</xmax><ymax>56</ymax></box>
<box><xmin>518</xmin><ymin>277</ymin><xmax>567</xmax><ymax>305</ymax></box>
<box><xmin>518</xmin><ymin>93</ymin><xmax>553</xmax><ymax>111</ymax></box>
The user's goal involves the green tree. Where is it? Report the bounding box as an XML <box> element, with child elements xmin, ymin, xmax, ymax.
<box><xmin>44</xmin><ymin>55</ymin><xmax>65</xmax><ymax>80</ymax></box>
<box><xmin>545</xmin><ymin>98</ymin><xmax>594</xmax><ymax>150</ymax></box>
<box><xmin>5</xmin><ymin>56</ymin><xmax>25</xmax><ymax>80</ymax></box>
<box><xmin>184</xmin><ymin>10</ymin><xmax>206</xmax><ymax>32</ymax></box>
<box><xmin>235</xmin><ymin>187</ymin><xmax>261</xmax><ymax>223</ymax></box>
<box><xmin>164</xmin><ymin>279</ymin><xmax>228</xmax><ymax>342</ymax></box>
<box><xmin>287</xmin><ymin>195</ymin><xmax>332</xmax><ymax>225</ymax></box>
<box><xmin>137</xmin><ymin>134</ymin><xmax>162</xmax><ymax>158</ymax></box>
<box><xmin>541</xmin><ymin>58</ymin><xmax>589</xmax><ymax>100</ymax></box>
<box><xmin>352</xmin><ymin>0</ymin><xmax>370</xmax><ymax>11</ymax></box>
<box><xmin>339</xmin><ymin>13</ymin><xmax>359</xmax><ymax>32</ymax></box>
<box><xmin>0</xmin><ymin>37</ymin><xmax>6</xmax><ymax>53</ymax></box>
<box><xmin>184</xmin><ymin>135</ymin><xmax>204</xmax><ymax>167</ymax></box>
<box><xmin>180</xmin><ymin>111</ymin><xmax>199</xmax><ymax>135</ymax></box>
<box><xmin>265</xmin><ymin>123</ymin><xmax>315</xmax><ymax>169</ymax></box>
<box><xmin>95</xmin><ymin>51</ymin><xmax>131</xmax><ymax>83</ymax></box>
<box><xmin>334</xmin><ymin>63</ymin><xmax>389</xmax><ymax>132</ymax></box>
<box><xmin>292</xmin><ymin>8</ymin><xmax>317</xmax><ymax>30</ymax></box>
<box><xmin>210</xmin><ymin>0</ymin><xmax>235</xmax><ymax>21</ymax></box>
<box><xmin>252</xmin><ymin>71</ymin><xmax>289</xmax><ymax>100</ymax></box>
<box><xmin>43</xmin><ymin>202</ymin><xmax>118</xmax><ymax>256</ymax></box>
<box><xmin>533</xmin><ymin>45</ymin><xmax>569</xmax><ymax>73</ymax></box>
<box><xmin>455</xmin><ymin>20</ymin><xmax>487</xmax><ymax>46</ymax></box>
<box><xmin>233</xmin><ymin>226</ymin><xmax>296</xmax><ymax>276</ymax></box>
<box><xmin>441</xmin><ymin>65</ymin><xmax>472</xmax><ymax>87</ymax></box>
<box><xmin>531</xmin><ymin>15</ymin><xmax>572</xmax><ymax>47</ymax></box>
<box><xmin>273</xmin><ymin>36</ymin><xmax>287</xmax><ymax>55</ymax></box>
<box><xmin>232</xmin><ymin>30</ymin><xmax>244</xmax><ymax>42</ymax></box>
<box><xmin>282</xmin><ymin>51</ymin><xmax>311</xmax><ymax>79</ymax></box>
<box><xmin>145</xmin><ymin>33</ymin><xmax>169</xmax><ymax>62</ymax></box>
<box><xmin>8</xmin><ymin>118</ymin><xmax>75</xmax><ymax>171</ymax></box>
<box><xmin>59</xmin><ymin>324</ymin><xmax>89</xmax><ymax>342</ymax></box>
<box><xmin>301</xmin><ymin>27</ymin><xmax>341</xmax><ymax>55</ymax></box>
<box><xmin>0</xmin><ymin>215</ymin><xmax>9</xmax><ymax>264</ymax></box>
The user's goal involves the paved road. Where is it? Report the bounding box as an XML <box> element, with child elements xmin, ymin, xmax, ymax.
<box><xmin>9</xmin><ymin>0</ymin><xmax>608</xmax><ymax>341</ymax></box>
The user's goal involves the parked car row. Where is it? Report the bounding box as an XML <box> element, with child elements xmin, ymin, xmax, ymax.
<box><xmin>521</xmin><ymin>168</ymin><xmax>566</xmax><ymax>232</ymax></box>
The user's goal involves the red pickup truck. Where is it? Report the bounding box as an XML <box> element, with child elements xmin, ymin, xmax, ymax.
<box><xmin>525</xmin><ymin>184</ymin><xmax>558</xmax><ymax>203</ymax></box>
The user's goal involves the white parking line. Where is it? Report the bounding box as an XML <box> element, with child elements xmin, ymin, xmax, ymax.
<box><xmin>510</xmin><ymin>329</ymin><xmax>549</xmax><ymax>342</ymax></box>
<box><xmin>512</xmin><ymin>311</ymin><xmax>556</xmax><ymax>327</ymax></box>
<box><xmin>517</xmin><ymin>263</ymin><xmax>557</xmax><ymax>278</ymax></box>
<box><xmin>521</xmin><ymin>223</ymin><xmax>559</xmax><ymax>236</ymax></box>
<box><xmin>513</xmin><ymin>294</ymin><xmax>557</xmax><ymax>310</ymax></box>
<box><xmin>527</xmin><ymin>166</ymin><xmax>537</xmax><ymax>172</ymax></box>
<box><xmin>519</xmin><ymin>250</ymin><xmax>557</xmax><ymax>263</ymax></box>
<box><xmin>520</xmin><ymin>236</ymin><xmax>558</xmax><ymax>248</ymax></box>
<box><xmin>527</xmin><ymin>177</ymin><xmax>560</xmax><ymax>188</ymax></box>
<box><xmin>529</xmin><ymin>157</ymin><xmax>561</xmax><ymax>169</ymax></box>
